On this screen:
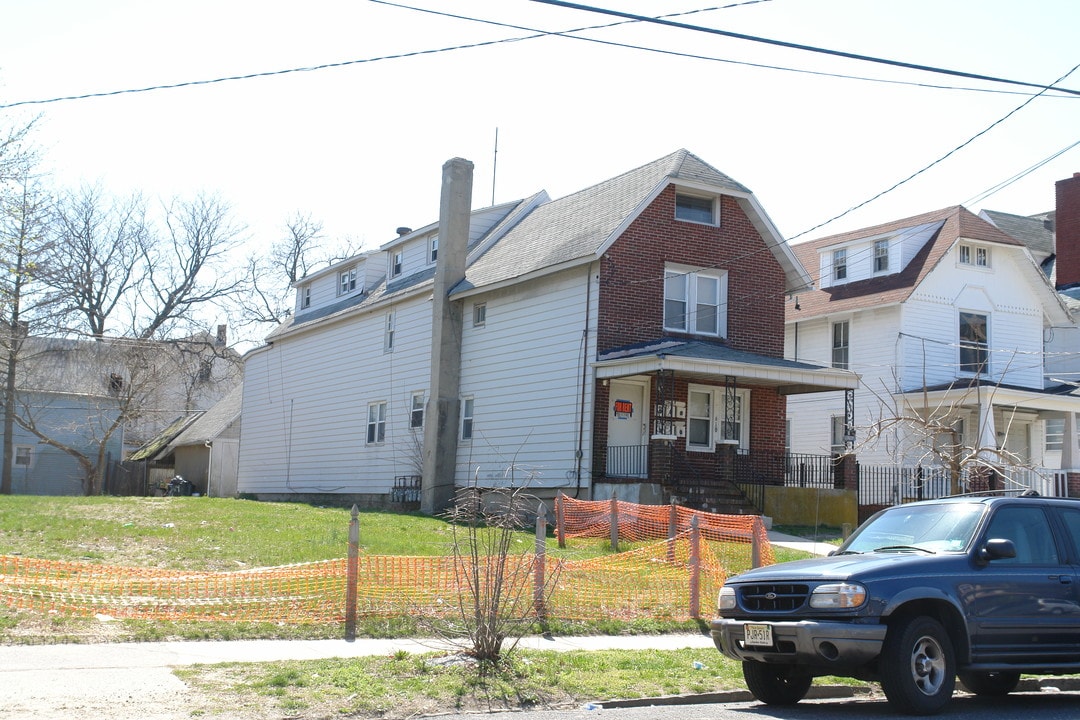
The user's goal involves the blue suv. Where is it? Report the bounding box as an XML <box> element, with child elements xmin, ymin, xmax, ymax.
<box><xmin>711</xmin><ymin>492</ymin><xmax>1080</xmax><ymax>714</ymax></box>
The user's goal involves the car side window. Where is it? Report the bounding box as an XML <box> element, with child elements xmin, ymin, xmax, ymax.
<box><xmin>984</xmin><ymin>506</ymin><xmax>1058</xmax><ymax>565</ymax></box>
<box><xmin>1058</xmin><ymin>508</ymin><xmax>1080</xmax><ymax>561</ymax></box>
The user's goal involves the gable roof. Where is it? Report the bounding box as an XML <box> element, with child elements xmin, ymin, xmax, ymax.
<box><xmin>787</xmin><ymin>206</ymin><xmax>1027</xmax><ymax>321</ymax></box>
<box><xmin>455</xmin><ymin>149</ymin><xmax>809</xmax><ymax>294</ymax></box>
<box><xmin>980</xmin><ymin>209</ymin><xmax>1055</xmax><ymax>262</ymax></box>
<box><xmin>169</xmin><ymin>383</ymin><xmax>243</xmax><ymax>450</ymax></box>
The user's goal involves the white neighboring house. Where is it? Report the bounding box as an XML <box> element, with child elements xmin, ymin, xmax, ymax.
<box><xmin>784</xmin><ymin>196</ymin><xmax>1080</xmax><ymax>490</ymax></box>
<box><xmin>237</xmin><ymin>151</ymin><xmax>856</xmax><ymax>512</ymax></box>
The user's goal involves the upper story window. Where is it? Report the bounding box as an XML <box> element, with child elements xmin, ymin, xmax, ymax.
<box><xmin>339</xmin><ymin>267</ymin><xmax>358</xmax><ymax>295</ymax></box>
<box><xmin>959</xmin><ymin>243</ymin><xmax>990</xmax><ymax>268</ymax></box>
<box><xmin>959</xmin><ymin>311</ymin><xmax>988</xmax><ymax>373</ymax></box>
<box><xmin>430</xmin><ymin>237</ymin><xmax>439</xmax><ymax>263</ymax></box>
<box><xmin>831</xmin><ymin>320</ymin><xmax>849</xmax><ymax>369</ymax></box>
<box><xmin>384</xmin><ymin>312</ymin><xmax>395</xmax><ymax>353</ymax></box>
<box><xmin>873</xmin><ymin>239</ymin><xmax>889</xmax><ymax>273</ymax></box>
<box><xmin>366</xmin><ymin>401</ymin><xmax>387</xmax><ymax>444</ymax></box>
<box><xmin>300</xmin><ymin>285</ymin><xmax>311</xmax><ymax>309</ymax></box>
<box><xmin>473</xmin><ymin>302</ymin><xmax>487</xmax><ymax>327</ymax></box>
<box><xmin>410</xmin><ymin>392</ymin><xmax>425</xmax><ymax>429</ymax></box>
<box><xmin>391</xmin><ymin>251</ymin><xmax>403</xmax><ymax>278</ymax></box>
<box><xmin>14</xmin><ymin>446</ymin><xmax>31</xmax><ymax>466</ymax></box>
<box><xmin>675</xmin><ymin>193</ymin><xmax>717</xmax><ymax>225</ymax></box>
<box><xmin>664</xmin><ymin>265</ymin><xmax>727</xmax><ymax>337</ymax></box>
<box><xmin>833</xmin><ymin>249</ymin><xmax>848</xmax><ymax>281</ymax></box>
<box><xmin>460</xmin><ymin>397</ymin><xmax>474</xmax><ymax>441</ymax></box>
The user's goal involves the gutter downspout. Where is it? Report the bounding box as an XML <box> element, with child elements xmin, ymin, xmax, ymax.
<box><xmin>573</xmin><ymin>263</ymin><xmax>594</xmax><ymax>498</ymax></box>
<box><xmin>204</xmin><ymin>439</ymin><xmax>213</xmax><ymax>498</ymax></box>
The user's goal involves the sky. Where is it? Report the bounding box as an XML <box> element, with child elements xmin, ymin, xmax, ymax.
<box><xmin>1</xmin><ymin>0</ymin><xmax>1078</xmax><ymax>272</ymax></box>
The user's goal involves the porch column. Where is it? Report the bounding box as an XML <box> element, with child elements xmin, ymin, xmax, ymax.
<box><xmin>1063</xmin><ymin>412</ymin><xmax>1078</xmax><ymax>471</ymax></box>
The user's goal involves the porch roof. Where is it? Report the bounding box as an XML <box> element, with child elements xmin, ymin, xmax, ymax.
<box><xmin>593</xmin><ymin>338</ymin><xmax>859</xmax><ymax>395</ymax></box>
<box><xmin>895</xmin><ymin>378</ymin><xmax>1080</xmax><ymax>414</ymax></box>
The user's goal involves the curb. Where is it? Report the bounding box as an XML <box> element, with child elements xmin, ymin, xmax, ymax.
<box><xmin>592</xmin><ymin>684</ymin><xmax>866</xmax><ymax>709</ymax></box>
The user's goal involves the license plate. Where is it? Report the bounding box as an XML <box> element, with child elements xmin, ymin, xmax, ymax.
<box><xmin>744</xmin><ymin>623</ymin><xmax>773</xmax><ymax>647</ymax></box>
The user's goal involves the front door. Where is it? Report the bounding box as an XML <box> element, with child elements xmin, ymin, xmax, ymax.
<box><xmin>607</xmin><ymin>380</ymin><xmax>648</xmax><ymax>478</ymax></box>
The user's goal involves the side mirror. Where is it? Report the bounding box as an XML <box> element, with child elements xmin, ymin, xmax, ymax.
<box><xmin>977</xmin><ymin>538</ymin><xmax>1017</xmax><ymax>564</ymax></box>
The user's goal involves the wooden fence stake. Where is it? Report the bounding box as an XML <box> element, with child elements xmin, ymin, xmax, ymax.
<box><xmin>345</xmin><ymin>505</ymin><xmax>359</xmax><ymax>640</ymax></box>
<box><xmin>751</xmin><ymin>517</ymin><xmax>762</xmax><ymax>569</ymax></box>
<box><xmin>667</xmin><ymin>499</ymin><xmax>678</xmax><ymax>563</ymax></box>
<box><xmin>534</xmin><ymin>502</ymin><xmax>547</xmax><ymax>618</ymax></box>
<box><xmin>689</xmin><ymin>515</ymin><xmax>700</xmax><ymax>619</ymax></box>
<box><xmin>610</xmin><ymin>494</ymin><xmax>619</xmax><ymax>552</ymax></box>
<box><xmin>556</xmin><ymin>492</ymin><xmax>566</xmax><ymax>549</ymax></box>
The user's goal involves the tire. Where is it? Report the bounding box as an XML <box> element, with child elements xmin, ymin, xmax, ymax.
<box><xmin>958</xmin><ymin>671</ymin><xmax>1020</xmax><ymax>696</ymax></box>
<box><xmin>879</xmin><ymin>615</ymin><xmax>956</xmax><ymax>715</ymax></box>
<box><xmin>742</xmin><ymin>661</ymin><xmax>813</xmax><ymax>705</ymax></box>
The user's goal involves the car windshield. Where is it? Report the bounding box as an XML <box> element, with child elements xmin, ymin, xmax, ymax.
<box><xmin>841</xmin><ymin>502</ymin><xmax>985</xmax><ymax>554</ymax></box>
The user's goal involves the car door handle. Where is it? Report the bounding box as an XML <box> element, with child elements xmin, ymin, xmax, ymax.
<box><xmin>1049</xmin><ymin>575</ymin><xmax>1073</xmax><ymax>585</ymax></box>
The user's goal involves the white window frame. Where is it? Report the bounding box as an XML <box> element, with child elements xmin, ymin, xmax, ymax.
<box><xmin>663</xmin><ymin>264</ymin><xmax>727</xmax><ymax>337</ymax></box>
<box><xmin>959</xmin><ymin>311</ymin><xmax>989</xmax><ymax>374</ymax></box>
<box><xmin>830</xmin><ymin>415</ymin><xmax>846</xmax><ymax>454</ymax></box>
<box><xmin>430</xmin><ymin>236</ymin><xmax>439</xmax><ymax>264</ymax></box>
<box><xmin>300</xmin><ymin>285</ymin><xmax>311</xmax><ymax>309</ymax></box>
<box><xmin>410</xmin><ymin>392</ymin><xmax>425</xmax><ymax>430</ymax></box>
<box><xmin>831</xmin><ymin>320</ymin><xmax>849</xmax><ymax>369</ymax></box>
<box><xmin>959</xmin><ymin>243</ymin><xmax>991</xmax><ymax>268</ymax></box>
<box><xmin>473</xmin><ymin>302</ymin><xmax>487</xmax><ymax>328</ymax></box>
<box><xmin>685</xmin><ymin>384</ymin><xmax>750</xmax><ymax>452</ymax></box>
<box><xmin>833</xmin><ymin>249</ymin><xmax>847</xmax><ymax>281</ymax></box>
<box><xmin>339</xmin><ymin>267</ymin><xmax>358</xmax><ymax>295</ymax></box>
<box><xmin>873</xmin><ymin>239</ymin><xmax>889</xmax><ymax>273</ymax></box>
<box><xmin>384</xmin><ymin>312</ymin><xmax>395</xmax><ymax>353</ymax></box>
<box><xmin>391</xmin><ymin>251</ymin><xmax>403</xmax><ymax>277</ymax></box>
<box><xmin>366</xmin><ymin>401</ymin><xmax>387</xmax><ymax>445</ymax></box>
<box><xmin>1045</xmin><ymin>417</ymin><xmax>1064</xmax><ymax>452</ymax></box>
<box><xmin>674</xmin><ymin>192</ymin><xmax>718</xmax><ymax>225</ymax></box>
<box><xmin>14</xmin><ymin>446</ymin><xmax>32</xmax><ymax>466</ymax></box>
<box><xmin>460</xmin><ymin>396</ymin><xmax>474</xmax><ymax>441</ymax></box>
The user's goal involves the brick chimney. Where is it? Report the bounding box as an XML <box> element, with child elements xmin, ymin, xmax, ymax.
<box><xmin>1055</xmin><ymin>173</ymin><xmax>1080</xmax><ymax>290</ymax></box>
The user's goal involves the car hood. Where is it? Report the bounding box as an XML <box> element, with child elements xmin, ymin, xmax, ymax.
<box><xmin>726</xmin><ymin>552</ymin><xmax>955</xmax><ymax>584</ymax></box>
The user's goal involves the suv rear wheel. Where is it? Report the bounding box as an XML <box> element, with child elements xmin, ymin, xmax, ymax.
<box><xmin>879</xmin><ymin>615</ymin><xmax>955</xmax><ymax>715</ymax></box>
<box><xmin>742</xmin><ymin>661</ymin><xmax>812</xmax><ymax>705</ymax></box>
<box><xmin>958</xmin><ymin>670</ymin><xmax>1020</xmax><ymax>696</ymax></box>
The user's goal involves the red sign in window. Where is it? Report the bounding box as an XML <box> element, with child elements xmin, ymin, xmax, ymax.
<box><xmin>614</xmin><ymin>400</ymin><xmax>633</xmax><ymax>416</ymax></box>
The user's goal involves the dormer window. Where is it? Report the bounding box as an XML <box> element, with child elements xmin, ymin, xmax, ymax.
<box><xmin>301</xmin><ymin>285</ymin><xmax>311</xmax><ymax>309</ymax></box>
<box><xmin>959</xmin><ymin>243</ymin><xmax>990</xmax><ymax>268</ymax></box>
<box><xmin>675</xmin><ymin>193</ymin><xmax>717</xmax><ymax>225</ymax></box>
<box><xmin>833</xmin><ymin>249</ymin><xmax>848</xmax><ymax>281</ymax></box>
<box><xmin>873</xmin><ymin>239</ymin><xmax>889</xmax><ymax>273</ymax></box>
<box><xmin>430</xmin><ymin>236</ymin><xmax>439</xmax><ymax>263</ymax></box>
<box><xmin>391</xmin><ymin>251</ymin><xmax>403</xmax><ymax>277</ymax></box>
<box><xmin>339</xmin><ymin>268</ymin><xmax>358</xmax><ymax>295</ymax></box>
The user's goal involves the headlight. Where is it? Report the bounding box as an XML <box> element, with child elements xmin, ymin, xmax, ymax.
<box><xmin>717</xmin><ymin>586</ymin><xmax>737</xmax><ymax>613</ymax></box>
<box><xmin>809</xmin><ymin>582</ymin><xmax>867</xmax><ymax>609</ymax></box>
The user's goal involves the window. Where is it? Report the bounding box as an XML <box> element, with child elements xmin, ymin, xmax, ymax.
<box><xmin>959</xmin><ymin>312</ymin><xmax>988</xmax><ymax>373</ymax></box>
<box><xmin>410</xmin><ymin>392</ymin><xmax>425</xmax><ymax>429</ymax></box>
<box><xmin>301</xmin><ymin>285</ymin><xmax>311</xmax><ymax>309</ymax></box>
<box><xmin>366</xmin><ymin>402</ymin><xmax>387</xmax><ymax>444</ymax></box>
<box><xmin>384</xmin><ymin>312</ymin><xmax>395</xmax><ymax>352</ymax></box>
<box><xmin>959</xmin><ymin>243</ymin><xmax>990</xmax><ymax>267</ymax></box>
<box><xmin>14</xmin><ymin>446</ymin><xmax>31</xmax><ymax>466</ymax></box>
<box><xmin>664</xmin><ymin>265</ymin><xmax>726</xmax><ymax>336</ymax></box>
<box><xmin>830</xmin><ymin>416</ymin><xmax>847</xmax><ymax>454</ymax></box>
<box><xmin>686</xmin><ymin>384</ymin><xmax>749</xmax><ymax>451</ymax></box>
<box><xmin>831</xmin><ymin>320</ymin><xmax>849</xmax><ymax>369</ymax></box>
<box><xmin>197</xmin><ymin>359</ymin><xmax>213</xmax><ymax>384</ymax></box>
<box><xmin>833</xmin><ymin>249</ymin><xmax>847</xmax><ymax>281</ymax></box>
<box><xmin>1046</xmin><ymin>417</ymin><xmax>1065</xmax><ymax>452</ymax></box>
<box><xmin>675</xmin><ymin>193</ymin><xmax>716</xmax><ymax>225</ymax></box>
<box><xmin>391</xmin><ymin>251</ymin><xmax>403</xmax><ymax>277</ymax></box>
<box><xmin>984</xmin><ymin>506</ymin><xmax>1058</xmax><ymax>564</ymax></box>
<box><xmin>873</xmin><ymin>239</ymin><xmax>889</xmax><ymax>273</ymax></box>
<box><xmin>430</xmin><ymin>236</ymin><xmax>439</xmax><ymax>263</ymax></box>
<box><xmin>108</xmin><ymin>373</ymin><xmax>124</xmax><ymax>394</ymax></box>
<box><xmin>473</xmin><ymin>302</ymin><xmax>487</xmax><ymax>327</ymax></box>
<box><xmin>461</xmin><ymin>397</ymin><xmax>474</xmax><ymax>440</ymax></box>
<box><xmin>339</xmin><ymin>267</ymin><xmax>357</xmax><ymax>295</ymax></box>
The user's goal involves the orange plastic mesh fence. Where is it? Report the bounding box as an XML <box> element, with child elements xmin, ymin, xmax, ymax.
<box><xmin>0</xmin><ymin>501</ymin><xmax>772</xmax><ymax>624</ymax></box>
<box><xmin>556</xmin><ymin>495</ymin><xmax>775</xmax><ymax>567</ymax></box>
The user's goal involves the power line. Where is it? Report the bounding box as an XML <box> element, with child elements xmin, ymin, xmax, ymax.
<box><xmin>528</xmin><ymin>0</ymin><xmax>1080</xmax><ymax>97</ymax></box>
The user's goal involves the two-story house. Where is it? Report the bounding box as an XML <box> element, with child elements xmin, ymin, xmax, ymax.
<box><xmin>237</xmin><ymin>150</ymin><xmax>857</xmax><ymax>513</ymax></box>
<box><xmin>785</xmin><ymin>180</ymin><xmax>1080</xmax><ymax>495</ymax></box>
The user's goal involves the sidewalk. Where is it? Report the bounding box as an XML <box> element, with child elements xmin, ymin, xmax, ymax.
<box><xmin>767</xmin><ymin>529</ymin><xmax>840</xmax><ymax>556</ymax></box>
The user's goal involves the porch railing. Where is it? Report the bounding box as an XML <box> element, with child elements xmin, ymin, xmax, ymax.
<box><xmin>605</xmin><ymin>445</ymin><xmax>649</xmax><ymax>478</ymax></box>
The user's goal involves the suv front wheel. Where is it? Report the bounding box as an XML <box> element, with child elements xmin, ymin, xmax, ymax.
<box><xmin>742</xmin><ymin>661</ymin><xmax>813</xmax><ymax>705</ymax></box>
<box><xmin>879</xmin><ymin>615</ymin><xmax>955</xmax><ymax>715</ymax></box>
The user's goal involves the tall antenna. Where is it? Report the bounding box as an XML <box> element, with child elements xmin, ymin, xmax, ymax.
<box><xmin>491</xmin><ymin>127</ymin><xmax>499</xmax><ymax>206</ymax></box>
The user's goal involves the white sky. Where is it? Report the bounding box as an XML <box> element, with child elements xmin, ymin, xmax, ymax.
<box><xmin>2</xmin><ymin>0</ymin><xmax>1078</xmax><ymax>259</ymax></box>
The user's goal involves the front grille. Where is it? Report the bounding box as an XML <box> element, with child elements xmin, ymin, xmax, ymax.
<box><xmin>739</xmin><ymin>583</ymin><xmax>810</xmax><ymax>612</ymax></box>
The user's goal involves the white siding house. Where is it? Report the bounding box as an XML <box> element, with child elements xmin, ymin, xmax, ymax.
<box><xmin>237</xmin><ymin>150</ymin><xmax>857</xmax><ymax>512</ymax></box>
<box><xmin>786</xmin><ymin>203</ymin><xmax>1080</xmax><ymax>488</ymax></box>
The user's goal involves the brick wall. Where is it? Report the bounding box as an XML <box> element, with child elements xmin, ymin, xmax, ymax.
<box><xmin>596</xmin><ymin>185</ymin><xmax>787</xmax><ymax>357</ymax></box>
<box><xmin>1056</xmin><ymin>173</ymin><xmax>1080</xmax><ymax>289</ymax></box>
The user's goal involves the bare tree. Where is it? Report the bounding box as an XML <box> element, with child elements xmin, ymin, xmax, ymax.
<box><xmin>137</xmin><ymin>193</ymin><xmax>247</xmax><ymax>339</ymax></box>
<box><xmin>0</xmin><ymin>164</ymin><xmax>55</xmax><ymax>494</ymax></box>
<box><xmin>44</xmin><ymin>184</ymin><xmax>148</xmax><ymax>338</ymax></box>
